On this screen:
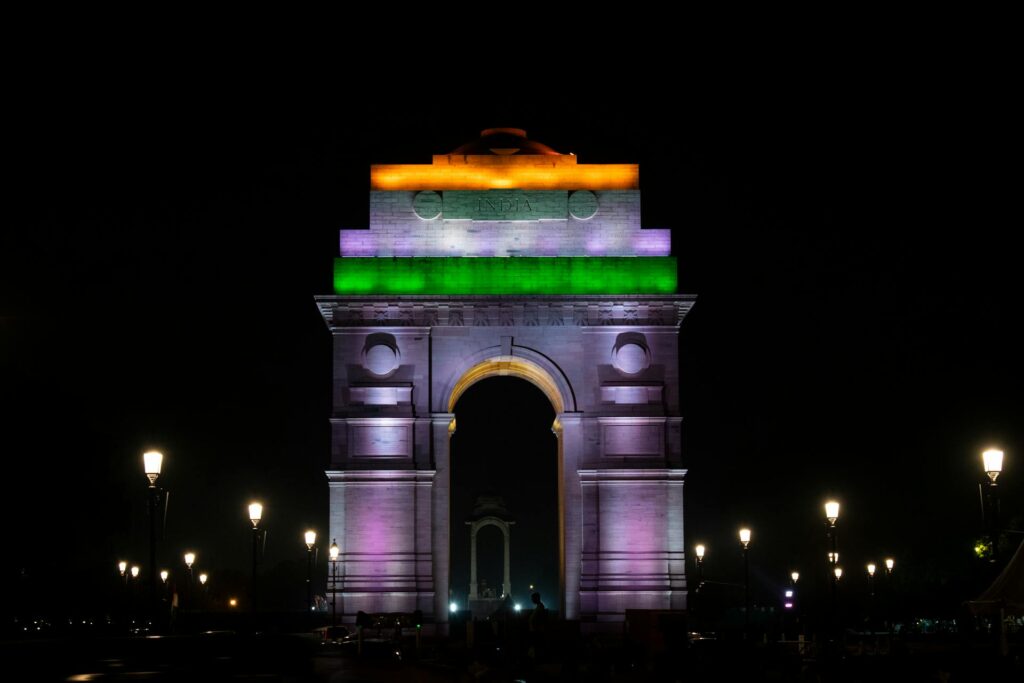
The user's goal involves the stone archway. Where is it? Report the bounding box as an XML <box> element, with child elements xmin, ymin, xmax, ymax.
<box><xmin>319</xmin><ymin>129</ymin><xmax>695</xmax><ymax>629</ymax></box>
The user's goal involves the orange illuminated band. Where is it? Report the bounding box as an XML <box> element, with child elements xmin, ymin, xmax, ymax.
<box><xmin>371</xmin><ymin>163</ymin><xmax>639</xmax><ymax>191</ymax></box>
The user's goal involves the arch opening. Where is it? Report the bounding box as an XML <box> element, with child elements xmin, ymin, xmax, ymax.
<box><xmin>450</xmin><ymin>376</ymin><xmax>559</xmax><ymax>617</ymax></box>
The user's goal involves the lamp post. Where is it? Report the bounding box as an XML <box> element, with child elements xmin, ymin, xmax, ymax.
<box><xmin>329</xmin><ymin>539</ymin><xmax>340</xmax><ymax>631</ymax></box>
<box><xmin>739</xmin><ymin>528</ymin><xmax>751</xmax><ymax>638</ymax></box>
<box><xmin>884</xmin><ymin>557</ymin><xmax>894</xmax><ymax>636</ymax></box>
<box><xmin>304</xmin><ymin>530</ymin><xmax>317</xmax><ymax>627</ymax></box>
<box><xmin>249</xmin><ymin>502</ymin><xmax>263</xmax><ymax>619</ymax></box>
<box><xmin>695</xmin><ymin>544</ymin><xmax>705</xmax><ymax>584</ymax></box>
<box><xmin>866</xmin><ymin>563</ymin><xmax>876</xmax><ymax>629</ymax></box>
<box><xmin>143</xmin><ymin>450</ymin><xmax>163</xmax><ymax>622</ymax></box>
<box><xmin>981</xmin><ymin>448</ymin><xmax>1004</xmax><ymax>561</ymax></box>
<box><xmin>184</xmin><ymin>552</ymin><xmax>196</xmax><ymax>584</ymax></box>
<box><xmin>825</xmin><ymin>500</ymin><xmax>840</xmax><ymax>641</ymax></box>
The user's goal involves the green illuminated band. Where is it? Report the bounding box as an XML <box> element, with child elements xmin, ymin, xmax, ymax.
<box><xmin>334</xmin><ymin>257</ymin><xmax>677</xmax><ymax>295</ymax></box>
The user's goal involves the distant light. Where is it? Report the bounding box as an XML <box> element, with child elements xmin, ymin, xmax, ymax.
<box><xmin>131</xmin><ymin>565</ymin><xmax>140</xmax><ymax>578</ymax></box>
<box><xmin>791</xmin><ymin>571</ymin><xmax>800</xmax><ymax>583</ymax></box>
<box><xmin>329</xmin><ymin>540</ymin><xmax>340</xmax><ymax>561</ymax></box>
<box><xmin>828</xmin><ymin>552</ymin><xmax>839</xmax><ymax>565</ymax></box>
<box><xmin>834</xmin><ymin>567</ymin><xmax>843</xmax><ymax>580</ymax></box>
<box><xmin>229</xmin><ymin>598</ymin><xmax>238</xmax><ymax>607</ymax></box>
<box><xmin>118</xmin><ymin>561</ymin><xmax>128</xmax><ymax>576</ymax></box>
<box><xmin>199</xmin><ymin>573</ymin><xmax>208</xmax><ymax>585</ymax></box>
<box><xmin>514</xmin><ymin>603</ymin><xmax>522</xmax><ymax>612</ymax></box>
<box><xmin>184</xmin><ymin>552</ymin><xmax>196</xmax><ymax>568</ymax></box>
<box><xmin>160</xmin><ymin>570</ymin><xmax>169</xmax><ymax>583</ymax></box>
<box><xmin>305</xmin><ymin>530</ymin><xmax>317</xmax><ymax>549</ymax></box>
<box><xmin>738</xmin><ymin>528</ymin><xmax>751</xmax><ymax>548</ymax></box>
<box><xmin>885</xmin><ymin>558</ymin><xmax>894</xmax><ymax>572</ymax></box>
<box><xmin>784</xmin><ymin>602</ymin><xmax>794</xmax><ymax>609</ymax></box>
<box><xmin>867</xmin><ymin>563</ymin><xmax>876</xmax><ymax>577</ymax></box>
<box><xmin>695</xmin><ymin>544</ymin><xmax>705</xmax><ymax>560</ymax></box>
<box><xmin>824</xmin><ymin>501</ymin><xmax>840</xmax><ymax>526</ymax></box>
<box><xmin>249</xmin><ymin>502</ymin><xmax>263</xmax><ymax>527</ymax></box>
<box><xmin>983</xmin><ymin>449</ymin><xmax>1004</xmax><ymax>483</ymax></box>
<box><xmin>785</xmin><ymin>590</ymin><xmax>793</xmax><ymax>598</ymax></box>
<box><xmin>449</xmin><ymin>602</ymin><xmax>458</xmax><ymax>613</ymax></box>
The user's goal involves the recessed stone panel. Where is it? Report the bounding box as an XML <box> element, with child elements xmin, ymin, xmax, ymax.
<box><xmin>350</xmin><ymin>424</ymin><xmax>411</xmax><ymax>458</ymax></box>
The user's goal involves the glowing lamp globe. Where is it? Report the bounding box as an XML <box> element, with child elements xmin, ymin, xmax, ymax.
<box><xmin>131</xmin><ymin>565</ymin><xmax>140</xmax><ymax>578</ymax></box>
<box><xmin>791</xmin><ymin>571</ymin><xmax>800</xmax><ymax>583</ymax></box>
<box><xmin>824</xmin><ymin>500</ymin><xmax>840</xmax><ymax>526</ymax></box>
<box><xmin>249</xmin><ymin>502</ymin><xmax>263</xmax><ymax>527</ymax></box>
<box><xmin>184</xmin><ymin>552</ymin><xmax>195</xmax><ymax>568</ymax></box>
<box><xmin>329</xmin><ymin>540</ymin><xmax>339</xmax><ymax>561</ymax></box>
<box><xmin>983</xmin><ymin>449</ymin><xmax>1004</xmax><ymax>483</ymax></box>
<box><xmin>695</xmin><ymin>544</ymin><xmax>705</xmax><ymax>560</ymax></box>
<box><xmin>160</xmin><ymin>570</ymin><xmax>169</xmax><ymax>583</ymax></box>
<box><xmin>118</xmin><ymin>561</ymin><xmax>128</xmax><ymax>576</ymax></box>
<box><xmin>834</xmin><ymin>567</ymin><xmax>843</xmax><ymax>580</ymax></box>
<box><xmin>305</xmin><ymin>530</ymin><xmax>317</xmax><ymax>549</ymax></box>
<box><xmin>739</xmin><ymin>528</ymin><xmax>751</xmax><ymax>548</ymax></box>
<box><xmin>867</xmin><ymin>563</ymin><xmax>876</xmax><ymax>577</ymax></box>
<box><xmin>885</xmin><ymin>558</ymin><xmax>894</xmax><ymax>572</ymax></box>
<box><xmin>199</xmin><ymin>573</ymin><xmax>208</xmax><ymax>585</ymax></box>
<box><xmin>143</xmin><ymin>451</ymin><xmax>163</xmax><ymax>486</ymax></box>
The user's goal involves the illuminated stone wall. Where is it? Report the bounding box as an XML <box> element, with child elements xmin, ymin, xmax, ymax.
<box><xmin>320</xmin><ymin>131</ymin><xmax>693</xmax><ymax>628</ymax></box>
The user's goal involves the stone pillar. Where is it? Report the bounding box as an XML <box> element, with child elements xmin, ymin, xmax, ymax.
<box><xmin>431</xmin><ymin>413</ymin><xmax>454</xmax><ymax>622</ymax></box>
<box><xmin>503</xmin><ymin>529</ymin><xmax>511</xmax><ymax>598</ymax></box>
<box><xmin>556</xmin><ymin>413</ymin><xmax>583</xmax><ymax>620</ymax></box>
<box><xmin>469</xmin><ymin>525</ymin><xmax>478</xmax><ymax>599</ymax></box>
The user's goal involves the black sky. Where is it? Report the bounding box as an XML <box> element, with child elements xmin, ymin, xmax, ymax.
<box><xmin>2</xmin><ymin>68</ymin><xmax>1019</xmax><ymax>615</ymax></box>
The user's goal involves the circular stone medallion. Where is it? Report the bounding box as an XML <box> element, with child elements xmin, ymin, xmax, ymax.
<box><xmin>365</xmin><ymin>344</ymin><xmax>399</xmax><ymax>376</ymax></box>
<box><xmin>412</xmin><ymin>191</ymin><xmax>443</xmax><ymax>220</ymax></box>
<box><xmin>568</xmin><ymin>190</ymin><xmax>598</xmax><ymax>220</ymax></box>
<box><xmin>613</xmin><ymin>343</ymin><xmax>649</xmax><ymax>374</ymax></box>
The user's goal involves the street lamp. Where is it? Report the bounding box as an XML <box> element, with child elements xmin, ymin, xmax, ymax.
<box><xmin>739</xmin><ymin>528</ymin><xmax>751</xmax><ymax>637</ymax></box>
<box><xmin>131</xmin><ymin>565</ymin><xmax>140</xmax><ymax>579</ymax></box>
<box><xmin>825</xmin><ymin>500</ymin><xmax>841</xmax><ymax>643</ymax></box>
<box><xmin>184</xmin><ymin>552</ymin><xmax>196</xmax><ymax>582</ymax></box>
<box><xmin>329</xmin><ymin>539</ymin><xmax>340</xmax><ymax>631</ymax></box>
<box><xmin>199</xmin><ymin>572</ymin><xmax>208</xmax><ymax>586</ymax></box>
<box><xmin>143</xmin><ymin>450</ymin><xmax>164</xmax><ymax>622</ymax></box>
<box><xmin>119</xmin><ymin>560</ymin><xmax>128</xmax><ymax>581</ymax></box>
<box><xmin>866</xmin><ymin>563</ymin><xmax>877</xmax><ymax>628</ymax></box>
<box><xmin>695</xmin><ymin>544</ymin><xmax>706</xmax><ymax>584</ymax></box>
<box><xmin>160</xmin><ymin>570</ymin><xmax>169</xmax><ymax>583</ymax></box>
<box><xmin>249</xmin><ymin>502</ymin><xmax>264</xmax><ymax>617</ymax></box>
<box><xmin>980</xmin><ymin>448</ymin><xmax>1005</xmax><ymax>561</ymax></box>
<box><xmin>304</xmin><ymin>529</ymin><xmax>317</xmax><ymax>622</ymax></box>
<box><xmin>791</xmin><ymin>571</ymin><xmax>800</xmax><ymax>584</ymax></box>
<box><xmin>884</xmin><ymin>558</ymin><xmax>894</xmax><ymax>574</ymax></box>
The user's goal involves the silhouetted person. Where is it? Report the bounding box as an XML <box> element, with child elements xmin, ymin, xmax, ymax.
<box><xmin>528</xmin><ymin>592</ymin><xmax>547</xmax><ymax>661</ymax></box>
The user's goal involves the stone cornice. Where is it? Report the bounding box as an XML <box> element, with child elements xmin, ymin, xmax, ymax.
<box><xmin>315</xmin><ymin>294</ymin><xmax>696</xmax><ymax>329</ymax></box>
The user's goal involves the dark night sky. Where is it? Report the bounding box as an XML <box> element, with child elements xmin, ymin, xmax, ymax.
<box><xmin>2</xmin><ymin>67</ymin><xmax>1019</xmax><ymax>615</ymax></box>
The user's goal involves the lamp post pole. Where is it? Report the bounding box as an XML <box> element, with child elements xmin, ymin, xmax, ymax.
<box><xmin>884</xmin><ymin>558</ymin><xmax>894</xmax><ymax>641</ymax></box>
<box><xmin>694</xmin><ymin>544</ymin><xmax>705</xmax><ymax>632</ymax></box>
<box><xmin>866</xmin><ymin>563</ymin><xmax>876</xmax><ymax>631</ymax></box>
<box><xmin>329</xmin><ymin>540</ymin><xmax>340</xmax><ymax>632</ymax></box>
<box><xmin>739</xmin><ymin>528</ymin><xmax>751</xmax><ymax>639</ymax></box>
<box><xmin>249</xmin><ymin>502</ymin><xmax>263</xmax><ymax>623</ymax></box>
<box><xmin>824</xmin><ymin>500</ymin><xmax>840</xmax><ymax>643</ymax></box>
<box><xmin>981</xmin><ymin>448</ymin><xmax>1004</xmax><ymax>561</ymax></box>
<box><xmin>304</xmin><ymin>530</ymin><xmax>317</xmax><ymax>630</ymax></box>
<box><xmin>143</xmin><ymin>451</ymin><xmax>163</xmax><ymax>625</ymax></box>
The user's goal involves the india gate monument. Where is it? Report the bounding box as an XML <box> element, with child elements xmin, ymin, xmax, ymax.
<box><xmin>316</xmin><ymin>128</ymin><xmax>694</xmax><ymax>628</ymax></box>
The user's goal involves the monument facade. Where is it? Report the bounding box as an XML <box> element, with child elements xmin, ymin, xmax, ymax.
<box><xmin>317</xmin><ymin>128</ymin><xmax>694</xmax><ymax>625</ymax></box>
